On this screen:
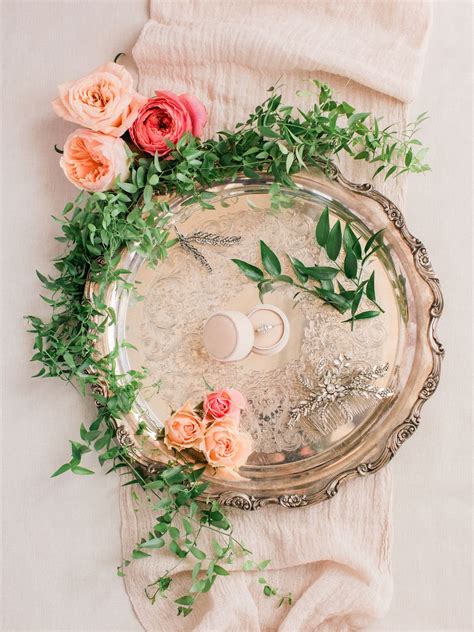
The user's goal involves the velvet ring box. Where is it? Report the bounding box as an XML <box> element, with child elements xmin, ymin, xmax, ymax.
<box><xmin>203</xmin><ymin>305</ymin><xmax>290</xmax><ymax>362</ymax></box>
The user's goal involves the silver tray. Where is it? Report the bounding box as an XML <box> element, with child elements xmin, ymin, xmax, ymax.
<box><xmin>90</xmin><ymin>164</ymin><xmax>444</xmax><ymax>509</ymax></box>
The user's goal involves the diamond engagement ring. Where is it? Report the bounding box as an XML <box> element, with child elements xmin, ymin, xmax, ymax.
<box><xmin>255</xmin><ymin>323</ymin><xmax>283</xmax><ymax>334</ymax></box>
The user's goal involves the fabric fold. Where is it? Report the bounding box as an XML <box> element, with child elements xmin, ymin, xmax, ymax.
<box><xmin>120</xmin><ymin>469</ymin><xmax>393</xmax><ymax>631</ymax></box>
<box><xmin>137</xmin><ymin>0</ymin><xmax>432</xmax><ymax>105</ymax></box>
<box><xmin>121</xmin><ymin>1</ymin><xmax>432</xmax><ymax>629</ymax></box>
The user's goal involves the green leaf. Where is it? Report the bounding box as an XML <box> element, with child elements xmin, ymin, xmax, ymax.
<box><xmin>143</xmin><ymin>479</ymin><xmax>164</xmax><ymax>490</ymax></box>
<box><xmin>140</xmin><ymin>537</ymin><xmax>165</xmax><ymax>549</ymax></box>
<box><xmin>232</xmin><ymin>259</ymin><xmax>264</xmax><ymax>282</ymax></box>
<box><xmin>189</xmin><ymin>546</ymin><xmax>206</xmax><ymax>560</ymax></box>
<box><xmin>384</xmin><ymin>165</ymin><xmax>397</xmax><ymax>180</ymax></box>
<box><xmin>214</xmin><ymin>565</ymin><xmax>230</xmax><ymax>576</ymax></box>
<box><xmin>343</xmin><ymin>247</ymin><xmax>358</xmax><ymax>279</ymax></box>
<box><xmin>343</xmin><ymin>224</ymin><xmax>362</xmax><ymax>259</ymax></box>
<box><xmin>71</xmin><ymin>465</ymin><xmax>94</xmax><ymax>475</ymax></box>
<box><xmin>136</xmin><ymin>166</ymin><xmax>145</xmax><ymax>188</ymax></box>
<box><xmin>118</xmin><ymin>182</ymin><xmax>137</xmax><ymax>194</ymax></box>
<box><xmin>169</xmin><ymin>541</ymin><xmax>187</xmax><ymax>558</ymax></box>
<box><xmin>272</xmin><ymin>275</ymin><xmax>293</xmax><ymax>285</ymax></box>
<box><xmin>63</xmin><ymin>351</ymin><xmax>76</xmax><ymax>370</ymax></box>
<box><xmin>175</xmin><ymin>595</ymin><xmax>194</xmax><ymax>606</ymax></box>
<box><xmin>211</xmin><ymin>539</ymin><xmax>224</xmax><ymax>557</ymax></box>
<box><xmin>366</xmin><ymin>271</ymin><xmax>376</xmax><ymax>301</ymax></box>
<box><xmin>93</xmin><ymin>434</ymin><xmax>110</xmax><ymax>451</ymax></box>
<box><xmin>288</xmin><ymin>257</ymin><xmax>308</xmax><ymax>283</ymax></box>
<box><xmin>161</xmin><ymin>465</ymin><xmax>183</xmax><ymax>480</ymax></box>
<box><xmin>352</xmin><ymin>310</ymin><xmax>380</xmax><ymax>320</ymax></box>
<box><xmin>347</xmin><ymin>111</ymin><xmax>369</xmax><ymax>127</ymax></box>
<box><xmin>314</xmin><ymin>288</ymin><xmax>351</xmax><ymax>313</ymax></box>
<box><xmin>373</xmin><ymin>164</ymin><xmax>386</xmax><ymax>178</ymax></box>
<box><xmin>258</xmin><ymin>281</ymin><xmax>272</xmax><ymax>302</ymax></box>
<box><xmin>260</xmin><ymin>241</ymin><xmax>281</xmax><ymax>276</ymax></box>
<box><xmin>132</xmin><ymin>549</ymin><xmax>151</xmax><ymax>559</ymax></box>
<box><xmin>320</xmin><ymin>278</ymin><xmax>334</xmax><ymax>292</ymax></box>
<box><xmin>258</xmin><ymin>125</ymin><xmax>279</xmax><ymax>138</ymax></box>
<box><xmin>70</xmin><ymin>440</ymin><xmax>91</xmax><ymax>460</ymax></box>
<box><xmin>351</xmin><ymin>288</ymin><xmax>364</xmax><ymax>316</ymax></box>
<box><xmin>364</xmin><ymin>229</ymin><xmax>385</xmax><ymax>257</ymax></box>
<box><xmin>153</xmin><ymin>152</ymin><xmax>162</xmax><ymax>172</ymax></box>
<box><xmin>176</xmin><ymin>172</ymin><xmax>193</xmax><ymax>184</ymax></box>
<box><xmin>51</xmin><ymin>463</ymin><xmax>71</xmax><ymax>478</ymax></box>
<box><xmin>303</xmin><ymin>265</ymin><xmax>339</xmax><ymax>281</ymax></box>
<box><xmin>316</xmin><ymin>207</ymin><xmax>330</xmax><ymax>246</ymax></box>
<box><xmin>79</xmin><ymin>423</ymin><xmax>88</xmax><ymax>442</ymax></box>
<box><xmin>243</xmin><ymin>166</ymin><xmax>261</xmax><ymax>179</ymax></box>
<box><xmin>168</xmin><ymin>526</ymin><xmax>180</xmax><ymax>540</ymax></box>
<box><xmin>343</xmin><ymin>310</ymin><xmax>380</xmax><ymax>323</ymax></box>
<box><xmin>154</xmin><ymin>522</ymin><xmax>169</xmax><ymax>535</ymax></box>
<box><xmin>143</xmin><ymin>184</ymin><xmax>153</xmax><ymax>204</ymax></box>
<box><xmin>154</xmin><ymin>498</ymin><xmax>172</xmax><ymax>510</ymax></box>
<box><xmin>190</xmin><ymin>579</ymin><xmax>207</xmax><ymax>593</ymax></box>
<box><xmin>326</xmin><ymin>220</ymin><xmax>342</xmax><ymax>261</ymax></box>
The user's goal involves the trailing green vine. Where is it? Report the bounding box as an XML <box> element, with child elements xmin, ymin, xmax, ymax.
<box><xmin>28</xmin><ymin>79</ymin><xmax>428</xmax><ymax>616</ymax></box>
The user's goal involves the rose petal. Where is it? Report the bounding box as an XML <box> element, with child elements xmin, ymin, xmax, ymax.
<box><xmin>51</xmin><ymin>62</ymin><xmax>141</xmax><ymax>137</ymax></box>
<box><xmin>59</xmin><ymin>128</ymin><xmax>129</xmax><ymax>192</ymax></box>
<box><xmin>177</xmin><ymin>93</ymin><xmax>208</xmax><ymax>137</ymax></box>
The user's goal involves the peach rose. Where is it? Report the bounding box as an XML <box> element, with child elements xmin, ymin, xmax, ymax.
<box><xmin>52</xmin><ymin>62</ymin><xmax>145</xmax><ymax>137</ymax></box>
<box><xmin>129</xmin><ymin>90</ymin><xmax>207</xmax><ymax>157</ymax></box>
<box><xmin>202</xmin><ymin>420</ymin><xmax>252</xmax><ymax>469</ymax></box>
<box><xmin>164</xmin><ymin>402</ymin><xmax>206</xmax><ymax>451</ymax></box>
<box><xmin>60</xmin><ymin>129</ymin><xmax>130</xmax><ymax>192</ymax></box>
<box><xmin>203</xmin><ymin>388</ymin><xmax>246</xmax><ymax>423</ymax></box>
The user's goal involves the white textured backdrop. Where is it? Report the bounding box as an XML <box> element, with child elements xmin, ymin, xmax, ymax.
<box><xmin>1</xmin><ymin>1</ymin><xmax>472</xmax><ymax>630</ymax></box>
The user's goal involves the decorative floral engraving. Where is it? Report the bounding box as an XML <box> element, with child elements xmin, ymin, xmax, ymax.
<box><xmin>279</xmin><ymin>494</ymin><xmax>309</xmax><ymax>508</ymax></box>
<box><xmin>116</xmin><ymin>425</ymin><xmax>135</xmax><ymax>448</ymax></box>
<box><xmin>219</xmin><ymin>493</ymin><xmax>265</xmax><ymax>511</ymax></box>
<box><xmin>135</xmin><ymin>204</ymin><xmax>391</xmax><ymax>458</ymax></box>
<box><xmin>419</xmin><ymin>374</ymin><xmax>439</xmax><ymax>399</ymax></box>
<box><xmin>217</xmin><ymin>491</ymin><xmax>308</xmax><ymax>510</ymax></box>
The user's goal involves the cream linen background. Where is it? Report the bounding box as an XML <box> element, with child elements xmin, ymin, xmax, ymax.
<box><xmin>1</xmin><ymin>1</ymin><xmax>472</xmax><ymax>631</ymax></box>
<box><xmin>119</xmin><ymin>1</ymin><xmax>429</xmax><ymax>630</ymax></box>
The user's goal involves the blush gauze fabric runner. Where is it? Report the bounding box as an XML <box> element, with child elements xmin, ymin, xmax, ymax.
<box><xmin>121</xmin><ymin>1</ymin><xmax>432</xmax><ymax>630</ymax></box>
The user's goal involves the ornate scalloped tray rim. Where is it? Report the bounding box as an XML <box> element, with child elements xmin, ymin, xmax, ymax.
<box><xmin>95</xmin><ymin>161</ymin><xmax>445</xmax><ymax>509</ymax></box>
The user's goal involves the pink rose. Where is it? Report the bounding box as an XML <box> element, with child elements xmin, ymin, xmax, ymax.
<box><xmin>60</xmin><ymin>129</ymin><xmax>130</xmax><ymax>192</ymax></box>
<box><xmin>202</xmin><ymin>421</ymin><xmax>252</xmax><ymax>469</ymax></box>
<box><xmin>164</xmin><ymin>402</ymin><xmax>206</xmax><ymax>451</ymax></box>
<box><xmin>203</xmin><ymin>388</ymin><xmax>246</xmax><ymax>423</ymax></box>
<box><xmin>52</xmin><ymin>62</ymin><xmax>145</xmax><ymax>137</ymax></box>
<box><xmin>129</xmin><ymin>90</ymin><xmax>207</xmax><ymax>157</ymax></box>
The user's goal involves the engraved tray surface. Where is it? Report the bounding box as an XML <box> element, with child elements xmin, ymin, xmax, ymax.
<box><xmin>92</xmin><ymin>166</ymin><xmax>444</xmax><ymax>509</ymax></box>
